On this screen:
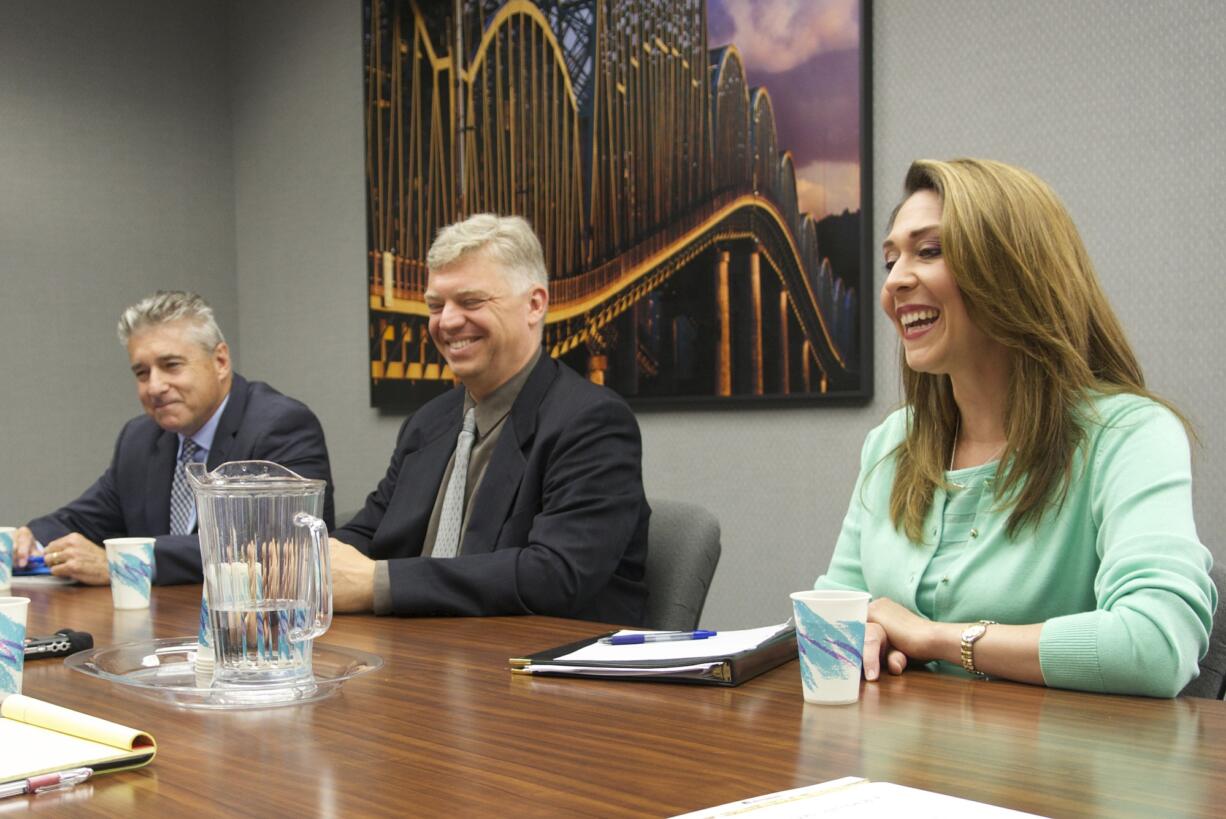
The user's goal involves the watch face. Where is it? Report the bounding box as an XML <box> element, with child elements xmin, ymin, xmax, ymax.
<box><xmin>962</xmin><ymin>623</ymin><xmax>987</xmax><ymax>641</ymax></box>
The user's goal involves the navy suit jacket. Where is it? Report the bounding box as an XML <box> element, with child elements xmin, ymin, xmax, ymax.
<box><xmin>28</xmin><ymin>373</ymin><xmax>334</xmax><ymax>585</ymax></box>
<box><xmin>334</xmin><ymin>354</ymin><xmax>649</xmax><ymax>625</ymax></box>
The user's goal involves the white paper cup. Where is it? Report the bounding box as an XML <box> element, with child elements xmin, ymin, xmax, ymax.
<box><xmin>0</xmin><ymin>527</ymin><xmax>15</xmax><ymax>592</ymax></box>
<box><xmin>0</xmin><ymin>596</ymin><xmax>31</xmax><ymax>694</ymax></box>
<box><xmin>790</xmin><ymin>589</ymin><xmax>870</xmax><ymax>705</ymax></box>
<box><xmin>104</xmin><ymin>537</ymin><xmax>155</xmax><ymax>610</ymax></box>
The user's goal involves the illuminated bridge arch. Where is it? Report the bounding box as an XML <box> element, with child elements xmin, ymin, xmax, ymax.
<box><xmin>710</xmin><ymin>45</ymin><xmax>751</xmax><ymax>192</ymax></box>
<box><xmin>798</xmin><ymin>215</ymin><xmax>819</xmax><ymax>274</ymax></box>
<box><xmin>366</xmin><ymin>1</ymin><xmax>455</xmax><ymax>287</ymax></box>
<box><xmin>777</xmin><ymin>151</ymin><xmax>800</xmax><ymax>229</ymax></box>
<box><xmin>587</xmin><ymin>0</ymin><xmax>711</xmax><ymax>267</ymax></box>
<box><xmin>750</xmin><ymin>87</ymin><xmax>778</xmax><ymax>197</ymax></box>
<box><xmin>541</xmin><ymin>192</ymin><xmax>847</xmax><ymax>378</ymax></box>
<box><xmin>734</xmin><ymin>198</ymin><xmax>847</xmax><ymax>375</ymax></box>
<box><xmin>462</xmin><ymin>0</ymin><xmax>587</xmax><ymax>277</ymax></box>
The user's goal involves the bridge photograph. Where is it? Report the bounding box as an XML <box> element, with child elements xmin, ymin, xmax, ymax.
<box><xmin>364</xmin><ymin>0</ymin><xmax>871</xmax><ymax>408</ymax></box>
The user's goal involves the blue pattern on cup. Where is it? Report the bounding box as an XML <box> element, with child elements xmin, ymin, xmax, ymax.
<box><xmin>199</xmin><ymin>591</ymin><xmax>211</xmax><ymax>649</ymax></box>
<box><xmin>0</xmin><ymin>530</ymin><xmax>13</xmax><ymax>589</ymax></box>
<box><xmin>108</xmin><ymin>546</ymin><xmax>154</xmax><ymax>598</ymax></box>
<box><xmin>0</xmin><ymin>611</ymin><xmax>25</xmax><ymax>693</ymax></box>
<box><xmin>794</xmin><ymin>605</ymin><xmax>866</xmax><ymax>693</ymax></box>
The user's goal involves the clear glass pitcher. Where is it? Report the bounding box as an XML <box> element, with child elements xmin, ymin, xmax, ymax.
<box><xmin>187</xmin><ymin>460</ymin><xmax>332</xmax><ymax>688</ymax></box>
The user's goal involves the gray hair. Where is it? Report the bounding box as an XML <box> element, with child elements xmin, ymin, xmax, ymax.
<box><xmin>426</xmin><ymin>213</ymin><xmax>548</xmax><ymax>292</ymax></box>
<box><xmin>117</xmin><ymin>291</ymin><xmax>226</xmax><ymax>351</ymax></box>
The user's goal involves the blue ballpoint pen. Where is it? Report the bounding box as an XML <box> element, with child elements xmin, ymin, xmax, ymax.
<box><xmin>600</xmin><ymin>630</ymin><xmax>717</xmax><ymax>645</ymax></box>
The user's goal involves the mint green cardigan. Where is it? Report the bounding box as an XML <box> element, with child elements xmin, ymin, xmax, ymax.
<box><xmin>816</xmin><ymin>393</ymin><xmax>1216</xmax><ymax>697</ymax></box>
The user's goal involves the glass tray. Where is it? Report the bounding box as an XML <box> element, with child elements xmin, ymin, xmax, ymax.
<box><xmin>65</xmin><ymin>637</ymin><xmax>383</xmax><ymax>710</ymax></box>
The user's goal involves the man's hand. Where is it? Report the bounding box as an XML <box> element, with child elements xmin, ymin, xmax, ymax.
<box><xmin>44</xmin><ymin>533</ymin><xmax>110</xmax><ymax>585</ymax></box>
<box><xmin>13</xmin><ymin>526</ymin><xmax>38</xmax><ymax>567</ymax></box>
<box><xmin>330</xmin><ymin>539</ymin><xmax>376</xmax><ymax>614</ymax></box>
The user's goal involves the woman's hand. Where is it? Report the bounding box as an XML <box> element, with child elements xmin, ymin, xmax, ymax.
<box><xmin>862</xmin><ymin>622</ymin><xmax>908</xmax><ymax>680</ymax></box>
<box><xmin>862</xmin><ymin>597</ymin><xmax>936</xmax><ymax>680</ymax></box>
<box><xmin>864</xmin><ymin>598</ymin><xmax>1046</xmax><ymax>685</ymax></box>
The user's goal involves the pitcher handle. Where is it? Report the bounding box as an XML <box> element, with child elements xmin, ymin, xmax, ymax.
<box><xmin>292</xmin><ymin>512</ymin><xmax>333</xmax><ymax>639</ymax></box>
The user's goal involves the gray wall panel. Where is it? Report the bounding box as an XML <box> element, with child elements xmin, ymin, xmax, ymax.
<box><xmin>0</xmin><ymin>3</ymin><xmax>235</xmax><ymax>526</ymax></box>
<box><xmin>228</xmin><ymin>0</ymin><xmax>390</xmax><ymax>512</ymax></box>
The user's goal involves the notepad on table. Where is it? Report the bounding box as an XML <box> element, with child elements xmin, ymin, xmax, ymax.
<box><xmin>0</xmin><ymin>694</ymin><xmax>157</xmax><ymax>782</ymax></box>
<box><xmin>509</xmin><ymin>622</ymin><xmax>797</xmax><ymax>686</ymax></box>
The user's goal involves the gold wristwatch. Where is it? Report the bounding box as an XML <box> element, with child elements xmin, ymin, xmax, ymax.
<box><xmin>960</xmin><ymin>620</ymin><xmax>997</xmax><ymax>678</ymax></box>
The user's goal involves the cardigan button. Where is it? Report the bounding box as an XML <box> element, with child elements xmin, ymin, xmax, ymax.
<box><xmin>970</xmin><ymin>528</ymin><xmax>979</xmax><ymax>538</ymax></box>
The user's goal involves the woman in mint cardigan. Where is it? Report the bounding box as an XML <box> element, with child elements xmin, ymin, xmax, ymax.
<box><xmin>815</xmin><ymin>159</ymin><xmax>1215</xmax><ymax>697</ymax></box>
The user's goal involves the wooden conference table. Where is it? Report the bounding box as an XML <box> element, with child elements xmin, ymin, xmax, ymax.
<box><xmin>8</xmin><ymin>584</ymin><xmax>1226</xmax><ymax>817</ymax></box>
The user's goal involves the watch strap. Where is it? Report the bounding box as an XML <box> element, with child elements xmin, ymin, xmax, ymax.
<box><xmin>960</xmin><ymin>619</ymin><xmax>997</xmax><ymax>678</ymax></box>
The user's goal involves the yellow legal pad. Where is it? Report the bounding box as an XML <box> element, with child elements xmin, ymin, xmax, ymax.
<box><xmin>0</xmin><ymin>695</ymin><xmax>156</xmax><ymax>782</ymax></box>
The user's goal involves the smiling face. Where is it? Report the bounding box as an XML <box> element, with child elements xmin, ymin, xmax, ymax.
<box><xmin>425</xmin><ymin>251</ymin><xmax>548</xmax><ymax>401</ymax></box>
<box><xmin>127</xmin><ymin>320</ymin><xmax>232</xmax><ymax>436</ymax></box>
<box><xmin>880</xmin><ymin>189</ymin><xmax>1007</xmax><ymax>381</ymax></box>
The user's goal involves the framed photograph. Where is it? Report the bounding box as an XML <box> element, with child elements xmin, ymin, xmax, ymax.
<box><xmin>364</xmin><ymin>0</ymin><xmax>873</xmax><ymax>409</ymax></box>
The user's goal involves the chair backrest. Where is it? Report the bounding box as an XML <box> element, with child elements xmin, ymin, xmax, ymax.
<box><xmin>1181</xmin><ymin>561</ymin><xmax>1226</xmax><ymax>699</ymax></box>
<box><xmin>641</xmin><ymin>499</ymin><xmax>722</xmax><ymax>631</ymax></box>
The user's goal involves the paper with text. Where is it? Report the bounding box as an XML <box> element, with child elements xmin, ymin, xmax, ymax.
<box><xmin>671</xmin><ymin>777</ymin><xmax>1045</xmax><ymax>818</ymax></box>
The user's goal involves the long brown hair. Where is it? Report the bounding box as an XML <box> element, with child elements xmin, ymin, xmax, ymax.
<box><xmin>888</xmin><ymin>159</ymin><xmax>1175</xmax><ymax>542</ymax></box>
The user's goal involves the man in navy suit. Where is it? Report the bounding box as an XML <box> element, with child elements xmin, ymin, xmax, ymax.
<box><xmin>14</xmin><ymin>291</ymin><xmax>334</xmax><ymax>585</ymax></box>
<box><xmin>330</xmin><ymin>214</ymin><xmax>649</xmax><ymax>624</ymax></box>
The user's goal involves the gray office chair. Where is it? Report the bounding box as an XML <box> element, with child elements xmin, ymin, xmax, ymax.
<box><xmin>1180</xmin><ymin>562</ymin><xmax>1226</xmax><ymax>699</ymax></box>
<box><xmin>641</xmin><ymin>499</ymin><xmax>722</xmax><ymax>631</ymax></box>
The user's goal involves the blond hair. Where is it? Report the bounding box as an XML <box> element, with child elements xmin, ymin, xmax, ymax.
<box><xmin>427</xmin><ymin>213</ymin><xmax>548</xmax><ymax>292</ymax></box>
<box><xmin>888</xmin><ymin>159</ymin><xmax>1177</xmax><ymax>541</ymax></box>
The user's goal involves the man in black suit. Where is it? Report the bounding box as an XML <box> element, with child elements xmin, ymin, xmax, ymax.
<box><xmin>330</xmin><ymin>214</ymin><xmax>649</xmax><ymax>624</ymax></box>
<box><xmin>14</xmin><ymin>291</ymin><xmax>334</xmax><ymax>585</ymax></box>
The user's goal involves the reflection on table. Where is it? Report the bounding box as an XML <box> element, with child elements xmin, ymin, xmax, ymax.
<box><xmin>11</xmin><ymin>585</ymin><xmax>1226</xmax><ymax>817</ymax></box>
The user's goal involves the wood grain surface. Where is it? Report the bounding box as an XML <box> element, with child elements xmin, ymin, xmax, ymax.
<box><xmin>7</xmin><ymin>584</ymin><xmax>1224</xmax><ymax>817</ymax></box>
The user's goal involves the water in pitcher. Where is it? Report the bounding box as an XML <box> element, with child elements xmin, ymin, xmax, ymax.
<box><xmin>188</xmin><ymin>460</ymin><xmax>333</xmax><ymax>694</ymax></box>
<box><xmin>209</xmin><ymin>598</ymin><xmax>313</xmax><ymax>686</ymax></box>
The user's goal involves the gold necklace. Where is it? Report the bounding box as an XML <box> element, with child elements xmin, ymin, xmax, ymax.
<box><xmin>948</xmin><ymin>419</ymin><xmax>1006</xmax><ymax>490</ymax></box>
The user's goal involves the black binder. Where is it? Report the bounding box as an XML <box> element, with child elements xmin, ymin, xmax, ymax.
<box><xmin>508</xmin><ymin>627</ymin><xmax>797</xmax><ymax>687</ymax></box>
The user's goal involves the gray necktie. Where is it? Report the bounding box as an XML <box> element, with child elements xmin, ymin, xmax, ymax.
<box><xmin>169</xmin><ymin>439</ymin><xmax>200</xmax><ymax>536</ymax></box>
<box><xmin>433</xmin><ymin>409</ymin><xmax>476</xmax><ymax>558</ymax></box>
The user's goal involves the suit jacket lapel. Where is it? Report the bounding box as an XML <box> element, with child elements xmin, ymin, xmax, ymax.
<box><xmin>207</xmin><ymin>374</ymin><xmax>249</xmax><ymax>467</ymax></box>
<box><xmin>146</xmin><ymin>429</ymin><xmax>178</xmax><ymax>534</ymax></box>
<box><xmin>460</xmin><ymin>353</ymin><xmax>557</xmax><ymax>556</ymax></box>
<box><xmin>399</xmin><ymin>424</ymin><xmax>460</xmax><ymax>548</ymax></box>
<box><xmin>376</xmin><ymin>393</ymin><xmax>465</xmax><ymax>555</ymax></box>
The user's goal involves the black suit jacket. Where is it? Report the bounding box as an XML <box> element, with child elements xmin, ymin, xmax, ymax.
<box><xmin>334</xmin><ymin>354</ymin><xmax>649</xmax><ymax>625</ymax></box>
<box><xmin>28</xmin><ymin>373</ymin><xmax>334</xmax><ymax>585</ymax></box>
